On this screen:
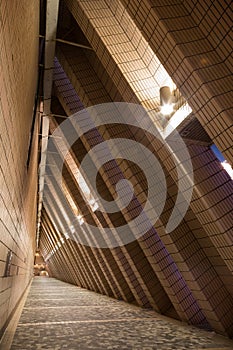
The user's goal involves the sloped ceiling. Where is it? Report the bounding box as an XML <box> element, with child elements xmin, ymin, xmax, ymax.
<box><xmin>38</xmin><ymin>0</ymin><xmax>233</xmax><ymax>338</ymax></box>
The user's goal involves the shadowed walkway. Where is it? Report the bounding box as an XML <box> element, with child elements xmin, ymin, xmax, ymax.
<box><xmin>10</xmin><ymin>277</ymin><xmax>233</xmax><ymax>350</ymax></box>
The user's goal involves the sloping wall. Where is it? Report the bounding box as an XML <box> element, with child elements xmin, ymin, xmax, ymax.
<box><xmin>40</xmin><ymin>0</ymin><xmax>233</xmax><ymax>338</ymax></box>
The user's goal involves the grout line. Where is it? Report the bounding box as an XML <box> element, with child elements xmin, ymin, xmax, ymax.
<box><xmin>22</xmin><ymin>305</ymin><xmax>120</xmax><ymax>309</ymax></box>
<box><xmin>17</xmin><ymin>317</ymin><xmax>170</xmax><ymax>326</ymax></box>
<box><xmin>0</xmin><ymin>281</ymin><xmax>32</xmax><ymax>350</ymax></box>
<box><xmin>11</xmin><ymin>278</ymin><xmax>233</xmax><ymax>349</ymax></box>
<box><xmin>24</xmin><ymin>298</ymin><xmax>103</xmax><ymax>301</ymax></box>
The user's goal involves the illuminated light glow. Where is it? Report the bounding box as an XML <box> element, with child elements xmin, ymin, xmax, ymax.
<box><xmin>163</xmin><ymin>77</ymin><xmax>176</xmax><ymax>92</ymax></box>
<box><xmin>160</xmin><ymin>103</ymin><xmax>174</xmax><ymax>116</ymax></box>
<box><xmin>77</xmin><ymin>214</ymin><xmax>84</xmax><ymax>225</ymax></box>
<box><xmin>64</xmin><ymin>232</ymin><xmax>69</xmax><ymax>240</ymax></box>
<box><xmin>88</xmin><ymin>198</ymin><xmax>99</xmax><ymax>212</ymax></box>
<box><xmin>91</xmin><ymin>202</ymin><xmax>99</xmax><ymax>212</ymax></box>
<box><xmin>163</xmin><ymin>103</ymin><xmax>192</xmax><ymax>138</ymax></box>
<box><xmin>70</xmin><ymin>225</ymin><xmax>75</xmax><ymax>233</ymax></box>
<box><xmin>211</xmin><ymin>145</ymin><xmax>233</xmax><ymax>180</ymax></box>
<box><xmin>60</xmin><ymin>237</ymin><xmax>65</xmax><ymax>244</ymax></box>
<box><xmin>77</xmin><ymin>171</ymin><xmax>90</xmax><ymax>197</ymax></box>
<box><xmin>63</xmin><ymin>170</ymin><xmax>98</xmax><ymax>216</ymax></box>
<box><xmin>222</xmin><ymin>161</ymin><xmax>233</xmax><ymax>180</ymax></box>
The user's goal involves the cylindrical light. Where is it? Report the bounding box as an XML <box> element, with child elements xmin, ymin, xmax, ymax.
<box><xmin>160</xmin><ymin>86</ymin><xmax>172</xmax><ymax>105</ymax></box>
<box><xmin>160</xmin><ymin>86</ymin><xmax>174</xmax><ymax>115</ymax></box>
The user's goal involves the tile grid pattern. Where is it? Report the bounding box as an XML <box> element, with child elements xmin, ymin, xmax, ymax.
<box><xmin>11</xmin><ymin>277</ymin><xmax>233</xmax><ymax>350</ymax></box>
<box><xmin>0</xmin><ymin>0</ymin><xmax>39</xmax><ymax>338</ymax></box>
<box><xmin>50</xmin><ymin>60</ymin><xmax>204</xmax><ymax>321</ymax></box>
<box><xmin>121</xmin><ymin>1</ymin><xmax>233</xmax><ymax>328</ymax></box>
<box><xmin>63</xmin><ymin>0</ymin><xmax>233</xmax><ymax>286</ymax></box>
<box><xmin>47</xmin><ymin>112</ymin><xmax>160</xmax><ymax>309</ymax></box>
<box><xmin>121</xmin><ymin>0</ymin><xmax>233</xmax><ymax>163</ymax></box>
<box><xmin>40</xmin><ymin>2</ymin><xmax>231</xmax><ymax>336</ymax></box>
<box><xmin>46</xmin><ymin>58</ymin><xmax>210</xmax><ymax>328</ymax></box>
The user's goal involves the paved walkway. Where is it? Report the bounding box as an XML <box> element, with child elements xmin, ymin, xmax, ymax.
<box><xmin>10</xmin><ymin>277</ymin><xmax>233</xmax><ymax>349</ymax></box>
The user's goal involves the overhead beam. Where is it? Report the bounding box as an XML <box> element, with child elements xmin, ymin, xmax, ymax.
<box><xmin>56</xmin><ymin>38</ymin><xmax>93</xmax><ymax>50</ymax></box>
<box><xmin>39</xmin><ymin>35</ymin><xmax>93</xmax><ymax>51</ymax></box>
<box><xmin>37</xmin><ymin>0</ymin><xmax>60</xmax><ymax>248</ymax></box>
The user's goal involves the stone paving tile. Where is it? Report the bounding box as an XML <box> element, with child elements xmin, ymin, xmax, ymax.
<box><xmin>24</xmin><ymin>297</ymin><xmax>117</xmax><ymax>308</ymax></box>
<box><xmin>18</xmin><ymin>306</ymin><xmax>155</xmax><ymax>324</ymax></box>
<box><xmin>11</xmin><ymin>277</ymin><xmax>233</xmax><ymax>350</ymax></box>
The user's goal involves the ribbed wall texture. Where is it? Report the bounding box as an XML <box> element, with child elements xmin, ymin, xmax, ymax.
<box><xmin>14</xmin><ymin>0</ymin><xmax>232</xmax><ymax>338</ymax></box>
<box><xmin>0</xmin><ymin>0</ymin><xmax>39</xmax><ymax>339</ymax></box>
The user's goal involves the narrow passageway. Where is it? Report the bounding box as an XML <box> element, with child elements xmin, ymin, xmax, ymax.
<box><xmin>11</xmin><ymin>277</ymin><xmax>233</xmax><ymax>350</ymax></box>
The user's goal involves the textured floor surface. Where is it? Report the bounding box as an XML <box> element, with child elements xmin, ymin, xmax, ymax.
<box><xmin>11</xmin><ymin>277</ymin><xmax>233</xmax><ymax>350</ymax></box>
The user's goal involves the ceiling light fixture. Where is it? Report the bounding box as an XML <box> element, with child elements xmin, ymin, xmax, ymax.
<box><xmin>160</xmin><ymin>86</ymin><xmax>174</xmax><ymax>116</ymax></box>
<box><xmin>160</xmin><ymin>103</ymin><xmax>174</xmax><ymax>115</ymax></box>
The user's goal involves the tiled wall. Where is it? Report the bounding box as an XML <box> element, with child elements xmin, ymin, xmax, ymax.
<box><xmin>0</xmin><ymin>0</ymin><xmax>39</xmax><ymax>338</ymax></box>
<box><xmin>120</xmin><ymin>0</ymin><xmax>233</xmax><ymax>164</ymax></box>
<box><xmin>42</xmin><ymin>55</ymin><xmax>232</xmax><ymax>334</ymax></box>
<box><xmin>38</xmin><ymin>0</ymin><xmax>233</xmax><ymax>338</ymax></box>
<box><xmin>50</xmin><ymin>61</ymin><xmax>173</xmax><ymax>312</ymax></box>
